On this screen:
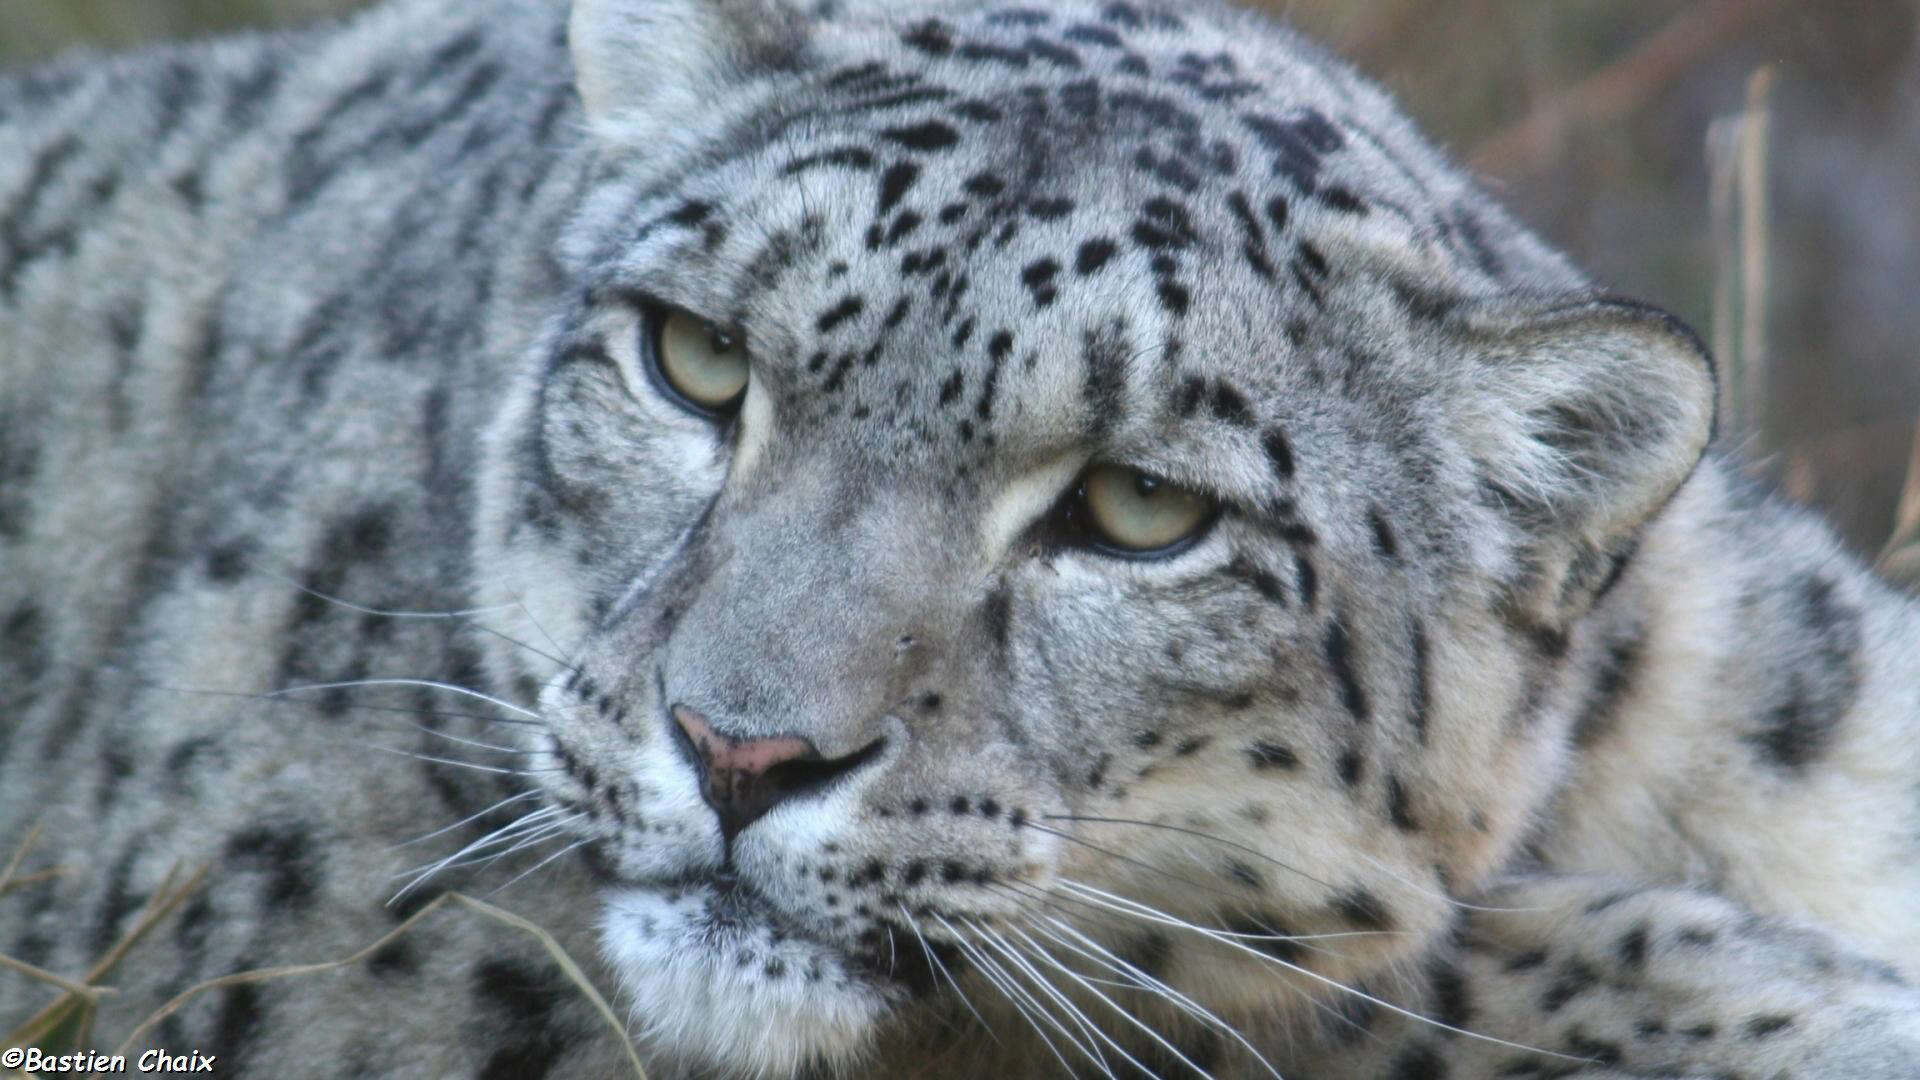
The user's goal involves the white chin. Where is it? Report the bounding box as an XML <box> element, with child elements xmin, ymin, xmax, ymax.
<box><xmin>601</xmin><ymin>885</ymin><xmax>897</xmax><ymax>1078</ymax></box>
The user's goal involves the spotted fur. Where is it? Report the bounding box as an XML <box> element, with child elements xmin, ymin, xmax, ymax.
<box><xmin>2</xmin><ymin>0</ymin><xmax>1918</xmax><ymax>1077</ymax></box>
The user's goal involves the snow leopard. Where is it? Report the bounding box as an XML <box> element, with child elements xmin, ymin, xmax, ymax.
<box><xmin>2</xmin><ymin>0</ymin><xmax>1917</xmax><ymax>1077</ymax></box>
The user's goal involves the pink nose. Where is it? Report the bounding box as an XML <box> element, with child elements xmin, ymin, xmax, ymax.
<box><xmin>671</xmin><ymin>704</ymin><xmax>818</xmax><ymax>840</ymax></box>
<box><xmin>672</xmin><ymin>705</ymin><xmax>814</xmax><ymax>779</ymax></box>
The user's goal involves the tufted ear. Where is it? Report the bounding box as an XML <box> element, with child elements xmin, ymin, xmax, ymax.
<box><xmin>569</xmin><ymin>0</ymin><xmax>812</xmax><ymax>148</ymax></box>
<box><xmin>1454</xmin><ymin>296</ymin><xmax>1716</xmax><ymax>621</ymax></box>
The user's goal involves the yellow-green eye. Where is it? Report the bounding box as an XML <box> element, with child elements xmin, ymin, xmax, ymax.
<box><xmin>653</xmin><ymin>309</ymin><xmax>748</xmax><ymax>413</ymax></box>
<box><xmin>1081</xmin><ymin>465</ymin><xmax>1214</xmax><ymax>553</ymax></box>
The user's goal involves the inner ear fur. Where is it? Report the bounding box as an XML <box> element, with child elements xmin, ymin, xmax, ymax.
<box><xmin>1452</xmin><ymin>295</ymin><xmax>1718</xmax><ymax>621</ymax></box>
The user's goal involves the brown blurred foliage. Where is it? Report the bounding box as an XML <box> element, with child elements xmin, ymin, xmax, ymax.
<box><xmin>5</xmin><ymin>0</ymin><xmax>1918</xmax><ymax>567</ymax></box>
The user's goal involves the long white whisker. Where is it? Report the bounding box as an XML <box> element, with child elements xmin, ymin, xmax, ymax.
<box><xmin>1023</xmin><ymin>906</ymin><xmax>1285</xmax><ymax>1080</ymax></box>
<box><xmin>897</xmin><ymin>905</ymin><xmax>998</xmax><ymax>1045</ymax></box>
<box><xmin>365</xmin><ymin>744</ymin><xmax>556</xmax><ymax>777</ymax></box>
<box><xmin>131</xmin><ymin>680</ymin><xmax>544</xmax><ymax>726</ymax></box>
<box><xmin>1044</xmin><ymin>813</ymin><xmax>1338</xmax><ymax>892</ymax></box>
<box><xmin>964</xmin><ymin>919</ymin><xmax>1118</xmax><ymax>1079</ymax></box>
<box><xmin>266</xmin><ymin>572</ymin><xmax>575</xmax><ymax>670</ymax></box>
<box><xmin>268</xmin><ymin>678</ymin><xmax>538</xmax><ymax>718</ymax></box>
<box><xmin>1001</xmin><ymin>921</ymin><xmax>1216</xmax><ymax>1080</ymax></box>
<box><xmin>397</xmin><ymin>723</ymin><xmax>540</xmax><ymax>756</ymax></box>
<box><xmin>935</xmin><ymin>913</ymin><xmax>1087</xmax><ymax>1076</ymax></box>
<box><xmin>506</xmin><ymin>588</ymin><xmax>570</xmax><ymax>666</ymax></box>
<box><xmin>488</xmin><ymin>838</ymin><xmax>589</xmax><ymax>896</ymax></box>
<box><xmin>1007</xmin><ymin>880</ymin><xmax>1369</xmax><ymax>1061</ymax></box>
<box><xmin>392</xmin><ymin>790</ymin><xmax>542</xmax><ymax>849</ymax></box>
<box><xmin>392</xmin><ymin>806</ymin><xmax>564</xmax><ymax>886</ymax></box>
<box><xmin>1349</xmin><ymin>850</ymin><xmax>1542</xmax><ymax>914</ymax></box>
<box><xmin>390</xmin><ymin>813</ymin><xmax>582</xmax><ymax>900</ymax></box>
<box><xmin>1057</xmin><ymin>879</ymin><xmax>1585</xmax><ymax>1064</ymax></box>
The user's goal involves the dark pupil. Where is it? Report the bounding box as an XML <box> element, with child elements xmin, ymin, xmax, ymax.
<box><xmin>1133</xmin><ymin>473</ymin><xmax>1160</xmax><ymax>498</ymax></box>
<box><xmin>708</xmin><ymin>327</ymin><xmax>734</xmax><ymax>354</ymax></box>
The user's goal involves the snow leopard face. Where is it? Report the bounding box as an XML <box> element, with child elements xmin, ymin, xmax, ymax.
<box><xmin>472</xmin><ymin>0</ymin><xmax>1713</xmax><ymax>1072</ymax></box>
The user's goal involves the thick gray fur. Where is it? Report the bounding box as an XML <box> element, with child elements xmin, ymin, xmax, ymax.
<box><xmin>2</xmin><ymin>1</ymin><xmax>1917</xmax><ymax>1077</ymax></box>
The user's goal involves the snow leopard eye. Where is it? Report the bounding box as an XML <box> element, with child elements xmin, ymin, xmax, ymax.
<box><xmin>1079</xmin><ymin>464</ymin><xmax>1215</xmax><ymax>555</ymax></box>
<box><xmin>649</xmin><ymin>308</ymin><xmax>748</xmax><ymax>416</ymax></box>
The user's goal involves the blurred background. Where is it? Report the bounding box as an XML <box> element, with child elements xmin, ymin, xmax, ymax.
<box><xmin>4</xmin><ymin>0</ymin><xmax>1917</xmax><ymax>573</ymax></box>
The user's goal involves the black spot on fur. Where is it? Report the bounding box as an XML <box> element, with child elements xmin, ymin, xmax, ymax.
<box><xmin>226</xmin><ymin>823</ymin><xmax>318</xmax><ymax>911</ymax></box>
<box><xmin>1388</xmin><ymin>1043</ymin><xmax>1447</xmax><ymax>1080</ymax></box>
<box><xmin>876</xmin><ymin>161</ymin><xmax>921</xmax><ymax>215</ymax></box>
<box><xmin>1573</xmin><ymin>628</ymin><xmax>1642</xmax><ymax>748</ymax></box>
<box><xmin>901</xmin><ymin>20</ymin><xmax>955</xmax><ymax>56</ymax></box>
<box><xmin>204</xmin><ymin>540</ymin><xmax>255</xmax><ymax>583</ymax></box>
<box><xmin>207</xmin><ymin>982</ymin><xmax>265</xmax><ymax>1071</ymax></box>
<box><xmin>1226</xmin><ymin>911</ymin><xmax>1304</xmax><ymax>962</ymax></box>
<box><xmin>1020</xmin><ymin>256</ymin><xmax>1060</xmax><ymax>307</ymax></box>
<box><xmin>1324</xmin><ymin>620</ymin><xmax>1370</xmax><ymax>722</ymax></box>
<box><xmin>1332</xmin><ymin>888</ymin><xmax>1392</xmax><ymax>931</ymax></box>
<box><xmin>882</xmin><ymin>121</ymin><xmax>960</xmax><ymax>151</ymax></box>
<box><xmin>1617</xmin><ymin>923</ymin><xmax>1650</xmax><ymax>968</ymax></box>
<box><xmin>1408</xmin><ymin>624</ymin><xmax>1431</xmax><ymax>742</ymax></box>
<box><xmin>1086</xmin><ymin>753</ymin><xmax>1112</xmax><ymax>789</ymax></box>
<box><xmin>667</xmin><ymin>200</ymin><xmax>712</xmax><ymax>227</ymax></box>
<box><xmin>1246</xmin><ymin>741</ymin><xmax>1298</xmax><ymax>771</ymax></box>
<box><xmin>1368</xmin><ymin>507</ymin><xmax>1399</xmax><ymax>561</ymax></box>
<box><xmin>1386</xmin><ymin>773</ymin><xmax>1419</xmax><ymax>832</ymax></box>
<box><xmin>1425</xmin><ymin>953</ymin><xmax>1472</xmax><ymax>1028</ymax></box>
<box><xmin>1562</xmin><ymin>1033</ymin><xmax>1621</xmax><ymax>1066</ymax></box>
<box><xmin>1541</xmin><ymin>960</ymin><xmax>1598</xmax><ymax>1012</ymax></box>
<box><xmin>1744</xmin><ymin>1013</ymin><xmax>1794</xmax><ymax>1038</ymax></box>
<box><xmin>472</xmin><ymin>959</ymin><xmax>569</xmax><ymax>1080</ymax></box>
<box><xmin>1322</xmin><ymin>186</ymin><xmax>1368</xmax><ymax>215</ymax></box>
<box><xmin>1208</xmin><ymin>382</ymin><xmax>1251</xmax><ymax>425</ymax></box>
<box><xmin>366</xmin><ymin>939</ymin><xmax>417</xmax><ymax>978</ymax></box>
<box><xmin>1262</xmin><ymin>427</ymin><xmax>1295</xmax><ymax>479</ymax></box>
<box><xmin>1743</xmin><ymin>573</ymin><xmax>1861</xmax><ymax>771</ymax></box>
<box><xmin>1336</xmin><ymin>745</ymin><xmax>1364</xmax><ymax>787</ymax></box>
<box><xmin>816</xmin><ymin>295</ymin><xmax>864</xmax><ymax>333</ymax></box>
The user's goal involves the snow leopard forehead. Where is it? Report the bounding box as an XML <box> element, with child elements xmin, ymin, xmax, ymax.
<box><xmin>564</xmin><ymin>0</ymin><xmax>1584</xmax><ymax>482</ymax></box>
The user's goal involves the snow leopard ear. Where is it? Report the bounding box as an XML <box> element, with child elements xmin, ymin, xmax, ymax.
<box><xmin>1455</xmin><ymin>296</ymin><xmax>1717</xmax><ymax>621</ymax></box>
<box><xmin>569</xmin><ymin>0</ymin><xmax>812</xmax><ymax>147</ymax></box>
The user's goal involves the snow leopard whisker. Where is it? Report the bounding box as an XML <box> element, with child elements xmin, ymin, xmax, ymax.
<box><xmin>1000</xmin><ymin>921</ymin><xmax>1219</xmax><ymax>1080</ymax></box>
<box><xmin>392</xmin><ymin>789</ymin><xmax>542</xmax><ymax>849</ymax></box>
<box><xmin>1042</xmin><ymin>814</ymin><xmax>1337</xmax><ymax>891</ymax></box>
<box><xmin>897</xmin><ymin>904</ymin><xmax>1000</xmax><ymax>1045</ymax></box>
<box><xmin>393</xmin><ymin>804</ymin><xmax>566</xmax><ymax>884</ymax></box>
<box><xmin>1015</xmin><ymin>820</ymin><xmax>1261</xmax><ymax>904</ymax></box>
<box><xmin>487</xmin><ymin>837</ymin><xmax>590</xmax><ymax>896</ymax></box>
<box><xmin>390</xmin><ymin>809</ymin><xmax>581</xmax><ymax>900</ymax></box>
<box><xmin>268</xmin><ymin>572</ymin><xmax>579</xmax><ymax>671</ymax></box>
<box><xmin>365</xmin><ymin>743</ymin><xmax>561</xmax><ymax>777</ymax></box>
<box><xmin>968</xmin><ymin>919</ymin><xmax>1135</xmax><ymax>1079</ymax></box>
<box><xmin>1025</xmin><ymin>913</ymin><xmax>1284</xmax><ymax>1080</ymax></box>
<box><xmin>997</xmin><ymin>879</ymin><xmax>1365</xmax><ymax>1063</ymax></box>
<box><xmin>1056</xmin><ymin>879</ymin><xmax>1586</xmax><ymax>1065</ymax></box>
<box><xmin>133</xmin><ymin>679</ymin><xmax>544</xmax><ymax>727</ymax></box>
<box><xmin>936</xmin><ymin>913</ymin><xmax>1089</xmax><ymax>1077</ymax></box>
<box><xmin>1044</xmin><ymin>813</ymin><xmax>1535</xmax><ymax>917</ymax></box>
<box><xmin>265</xmin><ymin>677</ymin><xmax>540</xmax><ymax>718</ymax></box>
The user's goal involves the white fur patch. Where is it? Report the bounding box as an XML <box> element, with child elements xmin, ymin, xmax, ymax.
<box><xmin>602</xmin><ymin>885</ymin><xmax>897</xmax><ymax>1077</ymax></box>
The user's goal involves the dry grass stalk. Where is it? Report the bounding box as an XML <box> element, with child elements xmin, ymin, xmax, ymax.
<box><xmin>1877</xmin><ymin>419</ymin><xmax>1920</xmax><ymax>585</ymax></box>
<box><xmin>1708</xmin><ymin>67</ymin><xmax>1776</xmax><ymax>439</ymax></box>
<box><xmin>107</xmin><ymin>892</ymin><xmax>649</xmax><ymax>1079</ymax></box>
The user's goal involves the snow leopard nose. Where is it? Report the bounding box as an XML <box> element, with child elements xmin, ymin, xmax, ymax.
<box><xmin>670</xmin><ymin>705</ymin><xmax>885</xmax><ymax>842</ymax></box>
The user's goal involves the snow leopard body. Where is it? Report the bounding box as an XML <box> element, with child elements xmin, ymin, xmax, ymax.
<box><xmin>2</xmin><ymin>0</ymin><xmax>1918</xmax><ymax>1076</ymax></box>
